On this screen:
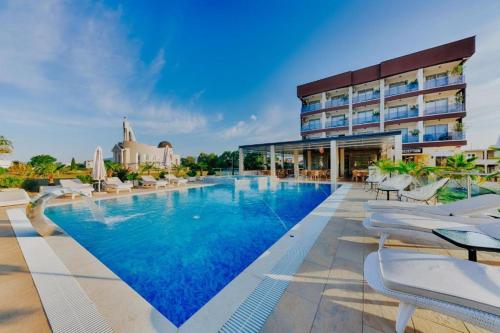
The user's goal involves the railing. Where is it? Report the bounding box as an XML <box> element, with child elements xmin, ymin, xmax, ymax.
<box><xmin>402</xmin><ymin>134</ymin><xmax>419</xmax><ymax>143</ymax></box>
<box><xmin>423</xmin><ymin>131</ymin><xmax>465</xmax><ymax>142</ymax></box>
<box><xmin>352</xmin><ymin>114</ymin><xmax>380</xmax><ymax>125</ymax></box>
<box><xmin>301</xmin><ymin>102</ymin><xmax>322</xmax><ymax>113</ymax></box>
<box><xmin>301</xmin><ymin>122</ymin><xmax>322</xmax><ymax>132</ymax></box>
<box><xmin>326</xmin><ymin>118</ymin><xmax>348</xmax><ymax>128</ymax></box>
<box><xmin>424</xmin><ymin>75</ymin><xmax>465</xmax><ymax>89</ymax></box>
<box><xmin>325</xmin><ymin>97</ymin><xmax>349</xmax><ymax>108</ymax></box>
<box><xmin>352</xmin><ymin>91</ymin><xmax>380</xmax><ymax>104</ymax></box>
<box><xmin>385</xmin><ymin>107</ymin><xmax>419</xmax><ymax>121</ymax></box>
<box><xmin>385</xmin><ymin>83</ymin><xmax>418</xmax><ymax>97</ymax></box>
<box><xmin>424</xmin><ymin>103</ymin><xmax>465</xmax><ymax>116</ymax></box>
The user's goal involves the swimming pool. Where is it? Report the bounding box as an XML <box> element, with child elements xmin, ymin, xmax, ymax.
<box><xmin>45</xmin><ymin>180</ymin><xmax>333</xmax><ymax>327</ymax></box>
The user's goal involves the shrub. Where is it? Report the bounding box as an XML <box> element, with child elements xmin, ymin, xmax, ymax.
<box><xmin>22</xmin><ymin>179</ymin><xmax>40</xmax><ymax>192</ymax></box>
<box><xmin>0</xmin><ymin>167</ymin><xmax>7</xmax><ymax>175</ymax></box>
<box><xmin>187</xmin><ymin>170</ymin><xmax>197</xmax><ymax>177</ymax></box>
<box><xmin>207</xmin><ymin>168</ymin><xmax>216</xmax><ymax>176</ymax></box>
<box><xmin>0</xmin><ymin>176</ymin><xmax>24</xmax><ymax>188</ymax></box>
<box><xmin>76</xmin><ymin>175</ymin><xmax>93</xmax><ymax>184</ymax></box>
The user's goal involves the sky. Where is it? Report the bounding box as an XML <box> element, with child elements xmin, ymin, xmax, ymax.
<box><xmin>1</xmin><ymin>0</ymin><xmax>499</xmax><ymax>163</ymax></box>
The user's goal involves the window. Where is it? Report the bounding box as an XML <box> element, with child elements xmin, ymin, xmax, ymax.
<box><xmin>426</xmin><ymin>72</ymin><xmax>448</xmax><ymax>88</ymax></box>
<box><xmin>356</xmin><ymin>110</ymin><xmax>375</xmax><ymax>123</ymax></box>
<box><xmin>425</xmin><ymin>98</ymin><xmax>448</xmax><ymax>115</ymax></box>
<box><xmin>330</xmin><ymin>115</ymin><xmax>346</xmax><ymax>127</ymax></box>
<box><xmin>387</xmin><ymin>105</ymin><xmax>408</xmax><ymax>120</ymax></box>
<box><xmin>424</xmin><ymin>124</ymin><xmax>448</xmax><ymax>141</ymax></box>
<box><xmin>356</xmin><ymin>88</ymin><xmax>374</xmax><ymax>101</ymax></box>
<box><xmin>303</xmin><ymin>118</ymin><xmax>321</xmax><ymax>130</ymax></box>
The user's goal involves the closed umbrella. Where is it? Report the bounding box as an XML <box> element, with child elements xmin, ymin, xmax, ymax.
<box><xmin>92</xmin><ymin>146</ymin><xmax>107</xmax><ymax>192</ymax></box>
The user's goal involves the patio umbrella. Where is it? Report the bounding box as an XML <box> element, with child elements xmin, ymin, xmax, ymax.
<box><xmin>92</xmin><ymin>145</ymin><xmax>106</xmax><ymax>192</ymax></box>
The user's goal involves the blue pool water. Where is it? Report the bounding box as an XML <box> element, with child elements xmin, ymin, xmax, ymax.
<box><xmin>45</xmin><ymin>180</ymin><xmax>333</xmax><ymax>326</ymax></box>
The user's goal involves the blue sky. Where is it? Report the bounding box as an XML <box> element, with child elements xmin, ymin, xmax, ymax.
<box><xmin>1</xmin><ymin>0</ymin><xmax>500</xmax><ymax>163</ymax></box>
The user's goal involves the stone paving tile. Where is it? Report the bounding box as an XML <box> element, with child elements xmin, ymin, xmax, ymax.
<box><xmin>286</xmin><ymin>260</ymin><xmax>330</xmax><ymax>305</ymax></box>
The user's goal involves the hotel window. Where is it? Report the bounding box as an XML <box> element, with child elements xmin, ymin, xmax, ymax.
<box><xmin>426</xmin><ymin>72</ymin><xmax>448</xmax><ymax>87</ymax></box>
<box><xmin>424</xmin><ymin>124</ymin><xmax>448</xmax><ymax>141</ymax></box>
<box><xmin>356</xmin><ymin>110</ymin><xmax>376</xmax><ymax>123</ymax></box>
<box><xmin>425</xmin><ymin>98</ymin><xmax>448</xmax><ymax>115</ymax></box>
<box><xmin>357</xmin><ymin>88</ymin><xmax>374</xmax><ymax>101</ymax></box>
<box><xmin>304</xmin><ymin>118</ymin><xmax>321</xmax><ymax>130</ymax></box>
<box><xmin>387</xmin><ymin>105</ymin><xmax>408</xmax><ymax>120</ymax></box>
<box><xmin>387</xmin><ymin>81</ymin><xmax>406</xmax><ymax>95</ymax></box>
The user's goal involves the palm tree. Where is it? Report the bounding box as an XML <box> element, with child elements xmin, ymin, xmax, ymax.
<box><xmin>34</xmin><ymin>162</ymin><xmax>65</xmax><ymax>185</ymax></box>
<box><xmin>104</xmin><ymin>161</ymin><xmax>122</xmax><ymax>177</ymax></box>
<box><xmin>442</xmin><ymin>153</ymin><xmax>477</xmax><ymax>175</ymax></box>
<box><xmin>373</xmin><ymin>159</ymin><xmax>397</xmax><ymax>175</ymax></box>
<box><xmin>139</xmin><ymin>162</ymin><xmax>155</xmax><ymax>175</ymax></box>
<box><xmin>0</xmin><ymin>136</ymin><xmax>13</xmax><ymax>154</ymax></box>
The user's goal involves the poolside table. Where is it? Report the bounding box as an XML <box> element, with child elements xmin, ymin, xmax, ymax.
<box><xmin>379</xmin><ymin>188</ymin><xmax>399</xmax><ymax>200</ymax></box>
<box><xmin>432</xmin><ymin>228</ymin><xmax>500</xmax><ymax>262</ymax></box>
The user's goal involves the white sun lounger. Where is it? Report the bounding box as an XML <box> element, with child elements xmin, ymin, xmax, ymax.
<box><xmin>59</xmin><ymin>179</ymin><xmax>94</xmax><ymax>198</ymax></box>
<box><xmin>399</xmin><ymin>178</ymin><xmax>449</xmax><ymax>204</ymax></box>
<box><xmin>163</xmin><ymin>174</ymin><xmax>188</xmax><ymax>185</ymax></box>
<box><xmin>363</xmin><ymin>212</ymin><xmax>495</xmax><ymax>248</ymax></box>
<box><xmin>364</xmin><ymin>193</ymin><xmax>500</xmax><ymax>217</ymax></box>
<box><xmin>104</xmin><ymin>177</ymin><xmax>133</xmax><ymax>193</ymax></box>
<box><xmin>376</xmin><ymin>174</ymin><xmax>413</xmax><ymax>200</ymax></box>
<box><xmin>141</xmin><ymin>175</ymin><xmax>168</xmax><ymax>189</ymax></box>
<box><xmin>0</xmin><ymin>189</ymin><xmax>31</xmax><ymax>207</ymax></box>
<box><xmin>365</xmin><ymin>249</ymin><xmax>500</xmax><ymax>333</ymax></box>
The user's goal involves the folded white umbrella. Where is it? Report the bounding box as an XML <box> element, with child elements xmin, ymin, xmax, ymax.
<box><xmin>92</xmin><ymin>145</ymin><xmax>107</xmax><ymax>192</ymax></box>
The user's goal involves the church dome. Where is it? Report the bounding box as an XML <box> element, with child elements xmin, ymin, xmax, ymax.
<box><xmin>158</xmin><ymin>141</ymin><xmax>173</xmax><ymax>148</ymax></box>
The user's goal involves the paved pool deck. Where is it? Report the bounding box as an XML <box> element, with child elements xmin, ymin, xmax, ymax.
<box><xmin>262</xmin><ymin>183</ymin><xmax>499</xmax><ymax>333</ymax></box>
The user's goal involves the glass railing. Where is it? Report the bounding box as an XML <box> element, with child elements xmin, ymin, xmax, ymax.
<box><xmin>301</xmin><ymin>122</ymin><xmax>322</xmax><ymax>132</ymax></box>
<box><xmin>423</xmin><ymin>131</ymin><xmax>465</xmax><ymax>142</ymax></box>
<box><xmin>352</xmin><ymin>114</ymin><xmax>380</xmax><ymax>125</ymax></box>
<box><xmin>424</xmin><ymin>75</ymin><xmax>465</xmax><ymax>89</ymax></box>
<box><xmin>385</xmin><ymin>83</ymin><xmax>418</xmax><ymax>97</ymax></box>
<box><xmin>326</xmin><ymin>118</ymin><xmax>348</xmax><ymax>128</ymax></box>
<box><xmin>424</xmin><ymin>103</ymin><xmax>465</xmax><ymax>116</ymax></box>
<box><xmin>325</xmin><ymin>97</ymin><xmax>349</xmax><ymax>108</ymax></box>
<box><xmin>385</xmin><ymin>107</ymin><xmax>419</xmax><ymax>121</ymax></box>
<box><xmin>352</xmin><ymin>91</ymin><xmax>380</xmax><ymax>104</ymax></box>
<box><xmin>301</xmin><ymin>102</ymin><xmax>322</xmax><ymax>113</ymax></box>
<box><xmin>403</xmin><ymin>134</ymin><xmax>419</xmax><ymax>143</ymax></box>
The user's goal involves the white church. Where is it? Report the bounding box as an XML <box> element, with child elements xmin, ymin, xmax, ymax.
<box><xmin>112</xmin><ymin>118</ymin><xmax>180</xmax><ymax>171</ymax></box>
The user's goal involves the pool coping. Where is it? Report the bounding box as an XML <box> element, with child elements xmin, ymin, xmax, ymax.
<box><xmin>25</xmin><ymin>180</ymin><xmax>351</xmax><ymax>332</ymax></box>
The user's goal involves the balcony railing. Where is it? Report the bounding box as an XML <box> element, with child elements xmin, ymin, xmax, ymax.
<box><xmin>352</xmin><ymin>91</ymin><xmax>380</xmax><ymax>104</ymax></box>
<box><xmin>301</xmin><ymin>122</ymin><xmax>322</xmax><ymax>132</ymax></box>
<box><xmin>325</xmin><ymin>97</ymin><xmax>349</xmax><ymax>108</ymax></box>
<box><xmin>352</xmin><ymin>114</ymin><xmax>380</xmax><ymax>125</ymax></box>
<box><xmin>326</xmin><ymin>118</ymin><xmax>348</xmax><ymax>128</ymax></box>
<box><xmin>385</xmin><ymin>107</ymin><xmax>419</xmax><ymax>121</ymax></box>
<box><xmin>301</xmin><ymin>102</ymin><xmax>322</xmax><ymax>113</ymax></box>
<box><xmin>424</xmin><ymin>103</ymin><xmax>465</xmax><ymax>116</ymax></box>
<box><xmin>403</xmin><ymin>134</ymin><xmax>419</xmax><ymax>143</ymax></box>
<box><xmin>424</xmin><ymin>75</ymin><xmax>465</xmax><ymax>89</ymax></box>
<box><xmin>385</xmin><ymin>83</ymin><xmax>418</xmax><ymax>97</ymax></box>
<box><xmin>423</xmin><ymin>131</ymin><xmax>465</xmax><ymax>142</ymax></box>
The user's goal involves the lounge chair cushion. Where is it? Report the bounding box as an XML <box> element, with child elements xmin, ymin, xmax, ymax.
<box><xmin>379</xmin><ymin>249</ymin><xmax>500</xmax><ymax>316</ymax></box>
<box><xmin>369</xmin><ymin>213</ymin><xmax>490</xmax><ymax>233</ymax></box>
<box><xmin>0</xmin><ymin>189</ymin><xmax>31</xmax><ymax>207</ymax></box>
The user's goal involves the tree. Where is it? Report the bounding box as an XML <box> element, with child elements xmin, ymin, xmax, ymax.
<box><xmin>33</xmin><ymin>161</ymin><xmax>64</xmax><ymax>184</ymax></box>
<box><xmin>139</xmin><ymin>162</ymin><xmax>155</xmax><ymax>175</ymax></box>
<box><xmin>29</xmin><ymin>155</ymin><xmax>57</xmax><ymax>167</ymax></box>
<box><xmin>244</xmin><ymin>153</ymin><xmax>264</xmax><ymax>170</ymax></box>
<box><xmin>104</xmin><ymin>161</ymin><xmax>122</xmax><ymax>177</ymax></box>
<box><xmin>0</xmin><ymin>136</ymin><xmax>13</xmax><ymax>154</ymax></box>
<box><xmin>70</xmin><ymin>157</ymin><xmax>77</xmax><ymax>170</ymax></box>
<box><xmin>181</xmin><ymin>156</ymin><xmax>197</xmax><ymax>169</ymax></box>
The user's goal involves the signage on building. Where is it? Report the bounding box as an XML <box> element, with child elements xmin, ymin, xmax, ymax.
<box><xmin>403</xmin><ymin>148</ymin><xmax>423</xmax><ymax>154</ymax></box>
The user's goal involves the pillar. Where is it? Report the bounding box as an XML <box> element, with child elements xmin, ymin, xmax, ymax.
<box><xmin>270</xmin><ymin>145</ymin><xmax>276</xmax><ymax>178</ymax></box>
<box><xmin>348</xmin><ymin>86</ymin><xmax>353</xmax><ymax>135</ymax></box>
<box><xmin>262</xmin><ymin>152</ymin><xmax>267</xmax><ymax>170</ymax></box>
<box><xmin>379</xmin><ymin>79</ymin><xmax>385</xmax><ymax>132</ymax></box>
<box><xmin>394</xmin><ymin>134</ymin><xmax>403</xmax><ymax>162</ymax></box>
<box><xmin>307</xmin><ymin>150</ymin><xmax>312</xmax><ymax>170</ymax></box>
<box><xmin>293</xmin><ymin>150</ymin><xmax>299</xmax><ymax>179</ymax></box>
<box><xmin>321</xmin><ymin>111</ymin><xmax>327</xmax><ymax>138</ymax></box>
<box><xmin>239</xmin><ymin>148</ymin><xmax>244</xmax><ymax>175</ymax></box>
<box><xmin>417</xmin><ymin>68</ymin><xmax>424</xmax><ymax>90</ymax></box>
<box><xmin>339</xmin><ymin>148</ymin><xmax>345</xmax><ymax>177</ymax></box>
<box><xmin>330</xmin><ymin>140</ymin><xmax>338</xmax><ymax>182</ymax></box>
<box><xmin>417</xmin><ymin>94</ymin><xmax>425</xmax><ymax>142</ymax></box>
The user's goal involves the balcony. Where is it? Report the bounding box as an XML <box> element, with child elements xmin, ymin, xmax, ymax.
<box><xmin>325</xmin><ymin>97</ymin><xmax>349</xmax><ymax>108</ymax></box>
<box><xmin>423</xmin><ymin>131</ymin><xmax>465</xmax><ymax>142</ymax></box>
<box><xmin>385</xmin><ymin>107</ymin><xmax>419</xmax><ymax>121</ymax></box>
<box><xmin>326</xmin><ymin>118</ymin><xmax>348</xmax><ymax>128</ymax></box>
<box><xmin>352</xmin><ymin>114</ymin><xmax>380</xmax><ymax>125</ymax></box>
<box><xmin>403</xmin><ymin>134</ymin><xmax>419</xmax><ymax>143</ymax></box>
<box><xmin>352</xmin><ymin>91</ymin><xmax>380</xmax><ymax>104</ymax></box>
<box><xmin>424</xmin><ymin>103</ymin><xmax>465</xmax><ymax>116</ymax></box>
<box><xmin>301</xmin><ymin>121</ymin><xmax>322</xmax><ymax>132</ymax></box>
<box><xmin>385</xmin><ymin>82</ymin><xmax>418</xmax><ymax>97</ymax></box>
<box><xmin>301</xmin><ymin>101</ymin><xmax>322</xmax><ymax>113</ymax></box>
<box><xmin>424</xmin><ymin>75</ymin><xmax>465</xmax><ymax>89</ymax></box>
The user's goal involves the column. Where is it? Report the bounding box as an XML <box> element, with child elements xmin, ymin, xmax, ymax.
<box><xmin>417</xmin><ymin>94</ymin><xmax>425</xmax><ymax>142</ymax></box>
<box><xmin>293</xmin><ymin>150</ymin><xmax>299</xmax><ymax>179</ymax></box>
<box><xmin>417</xmin><ymin>68</ymin><xmax>424</xmax><ymax>90</ymax></box>
<box><xmin>320</xmin><ymin>92</ymin><xmax>327</xmax><ymax>109</ymax></box>
<box><xmin>270</xmin><ymin>145</ymin><xmax>276</xmax><ymax>178</ymax></box>
<box><xmin>339</xmin><ymin>148</ymin><xmax>345</xmax><ymax>177</ymax></box>
<box><xmin>348</xmin><ymin>86</ymin><xmax>353</xmax><ymax>135</ymax></box>
<box><xmin>320</xmin><ymin>112</ymin><xmax>327</xmax><ymax>138</ymax></box>
<box><xmin>330</xmin><ymin>140</ymin><xmax>338</xmax><ymax>182</ymax></box>
<box><xmin>262</xmin><ymin>152</ymin><xmax>267</xmax><ymax>170</ymax></box>
<box><xmin>307</xmin><ymin>150</ymin><xmax>312</xmax><ymax>170</ymax></box>
<box><xmin>394</xmin><ymin>134</ymin><xmax>403</xmax><ymax>162</ymax></box>
<box><xmin>379</xmin><ymin>79</ymin><xmax>385</xmax><ymax>132</ymax></box>
<box><xmin>238</xmin><ymin>148</ymin><xmax>244</xmax><ymax>175</ymax></box>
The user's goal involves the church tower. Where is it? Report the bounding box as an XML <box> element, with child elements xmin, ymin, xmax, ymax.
<box><xmin>123</xmin><ymin>117</ymin><xmax>137</xmax><ymax>142</ymax></box>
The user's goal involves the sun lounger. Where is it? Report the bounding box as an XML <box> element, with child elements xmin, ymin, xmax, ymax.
<box><xmin>104</xmin><ymin>177</ymin><xmax>133</xmax><ymax>193</ymax></box>
<box><xmin>141</xmin><ymin>175</ymin><xmax>168</xmax><ymax>189</ymax></box>
<box><xmin>365</xmin><ymin>249</ymin><xmax>500</xmax><ymax>333</ymax></box>
<box><xmin>59</xmin><ymin>179</ymin><xmax>94</xmax><ymax>198</ymax></box>
<box><xmin>0</xmin><ymin>189</ymin><xmax>31</xmax><ymax>207</ymax></box>
<box><xmin>399</xmin><ymin>178</ymin><xmax>449</xmax><ymax>203</ymax></box>
<box><xmin>364</xmin><ymin>174</ymin><xmax>387</xmax><ymax>191</ymax></box>
<box><xmin>363</xmin><ymin>212</ymin><xmax>494</xmax><ymax>248</ymax></box>
<box><xmin>376</xmin><ymin>174</ymin><xmax>413</xmax><ymax>200</ymax></box>
<box><xmin>163</xmin><ymin>174</ymin><xmax>188</xmax><ymax>185</ymax></box>
<box><xmin>364</xmin><ymin>193</ymin><xmax>500</xmax><ymax>217</ymax></box>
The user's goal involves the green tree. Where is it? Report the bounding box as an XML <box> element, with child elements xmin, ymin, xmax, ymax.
<box><xmin>29</xmin><ymin>154</ymin><xmax>57</xmax><ymax>167</ymax></box>
<box><xmin>33</xmin><ymin>162</ymin><xmax>64</xmax><ymax>184</ymax></box>
<box><xmin>443</xmin><ymin>153</ymin><xmax>477</xmax><ymax>174</ymax></box>
<box><xmin>244</xmin><ymin>153</ymin><xmax>264</xmax><ymax>170</ymax></box>
<box><xmin>104</xmin><ymin>160</ymin><xmax>122</xmax><ymax>177</ymax></box>
<box><xmin>373</xmin><ymin>159</ymin><xmax>397</xmax><ymax>175</ymax></box>
<box><xmin>70</xmin><ymin>157</ymin><xmax>77</xmax><ymax>170</ymax></box>
<box><xmin>139</xmin><ymin>162</ymin><xmax>155</xmax><ymax>175</ymax></box>
<box><xmin>0</xmin><ymin>135</ymin><xmax>13</xmax><ymax>154</ymax></box>
<box><xmin>181</xmin><ymin>156</ymin><xmax>197</xmax><ymax>169</ymax></box>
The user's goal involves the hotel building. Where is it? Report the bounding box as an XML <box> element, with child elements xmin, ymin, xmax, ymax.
<box><xmin>239</xmin><ymin>37</ymin><xmax>476</xmax><ymax>179</ymax></box>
